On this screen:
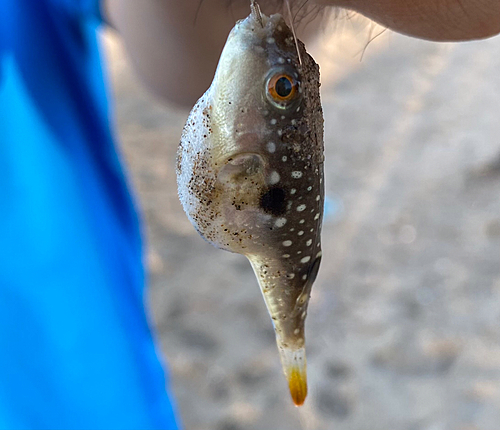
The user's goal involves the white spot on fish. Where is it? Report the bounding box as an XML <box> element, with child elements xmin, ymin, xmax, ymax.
<box><xmin>297</xmin><ymin>204</ymin><xmax>306</xmax><ymax>212</ymax></box>
<box><xmin>278</xmin><ymin>57</ymin><xmax>285</xmax><ymax>64</ymax></box>
<box><xmin>267</xmin><ymin>37</ymin><xmax>275</xmax><ymax>44</ymax></box>
<box><xmin>298</xmin><ymin>293</ymin><xmax>308</xmax><ymax>304</ymax></box>
<box><xmin>306</xmin><ymin>239</ymin><xmax>312</xmax><ymax>246</ymax></box>
<box><xmin>291</xmin><ymin>171</ymin><xmax>303</xmax><ymax>179</ymax></box>
<box><xmin>302</xmin><ymin>274</ymin><xmax>307</xmax><ymax>280</ymax></box>
<box><xmin>298</xmin><ymin>230</ymin><xmax>304</xmax><ymax>236</ymax></box>
<box><xmin>294</xmin><ymin>328</ymin><xmax>300</xmax><ymax>335</ymax></box>
<box><xmin>290</xmin><ymin>188</ymin><xmax>296</xmax><ymax>194</ymax></box>
<box><xmin>269</xmin><ymin>171</ymin><xmax>280</xmax><ymax>185</ymax></box>
<box><xmin>316</xmin><ymin>251</ymin><xmax>322</xmax><ymax>258</ymax></box>
<box><xmin>275</xmin><ymin>217</ymin><xmax>287</xmax><ymax>228</ymax></box>
<box><xmin>286</xmin><ymin>273</ymin><xmax>295</xmax><ymax>279</ymax></box>
<box><xmin>299</xmin><ymin>219</ymin><xmax>305</xmax><ymax>224</ymax></box>
<box><xmin>301</xmin><ymin>256</ymin><xmax>311</xmax><ymax>263</ymax></box>
<box><xmin>291</xmin><ymin>119</ymin><xmax>297</xmax><ymax>125</ymax></box>
<box><xmin>282</xmin><ymin>254</ymin><xmax>290</xmax><ymax>258</ymax></box>
<box><xmin>282</xmin><ymin>156</ymin><xmax>287</xmax><ymax>162</ymax></box>
<box><xmin>316</xmin><ymin>195</ymin><xmax>320</xmax><ymax>201</ymax></box>
<box><xmin>283</xmin><ymin>240</ymin><xmax>292</xmax><ymax>247</ymax></box>
<box><xmin>267</xmin><ymin>141</ymin><xmax>276</xmax><ymax>153</ymax></box>
<box><xmin>307</xmin><ymin>186</ymin><xmax>312</xmax><ymax>191</ymax></box>
<box><xmin>314</xmin><ymin>213</ymin><xmax>320</xmax><ymax>220</ymax></box>
<box><xmin>270</xmin><ymin>118</ymin><xmax>277</xmax><ymax>125</ymax></box>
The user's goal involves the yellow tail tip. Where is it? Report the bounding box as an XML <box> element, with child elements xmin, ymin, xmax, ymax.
<box><xmin>287</xmin><ymin>365</ymin><xmax>308</xmax><ymax>406</ymax></box>
<box><xmin>280</xmin><ymin>347</ymin><xmax>308</xmax><ymax>406</ymax></box>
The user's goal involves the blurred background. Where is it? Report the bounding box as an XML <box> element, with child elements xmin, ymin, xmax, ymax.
<box><xmin>102</xmin><ymin>11</ymin><xmax>500</xmax><ymax>430</ymax></box>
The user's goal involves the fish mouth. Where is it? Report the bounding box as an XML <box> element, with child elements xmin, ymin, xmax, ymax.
<box><xmin>250</xmin><ymin>1</ymin><xmax>264</xmax><ymax>28</ymax></box>
<box><xmin>232</xmin><ymin>4</ymin><xmax>284</xmax><ymax>41</ymax></box>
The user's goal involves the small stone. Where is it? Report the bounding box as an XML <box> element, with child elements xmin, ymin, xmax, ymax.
<box><xmin>326</xmin><ymin>362</ymin><xmax>352</xmax><ymax>380</ymax></box>
<box><xmin>237</xmin><ymin>366</ymin><xmax>269</xmax><ymax>388</ymax></box>
<box><xmin>217</xmin><ymin>420</ymin><xmax>241</xmax><ymax>430</ymax></box>
<box><xmin>485</xmin><ymin>219</ymin><xmax>500</xmax><ymax>238</ymax></box>
<box><xmin>371</xmin><ymin>335</ymin><xmax>460</xmax><ymax>376</ymax></box>
<box><xmin>210</xmin><ymin>378</ymin><xmax>229</xmax><ymax>401</ymax></box>
<box><xmin>316</xmin><ymin>389</ymin><xmax>352</xmax><ymax>419</ymax></box>
<box><xmin>179</xmin><ymin>329</ymin><xmax>218</xmax><ymax>353</ymax></box>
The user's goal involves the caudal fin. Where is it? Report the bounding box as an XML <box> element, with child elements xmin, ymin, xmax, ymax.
<box><xmin>279</xmin><ymin>347</ymin><xmax>307</xmax><ymax>406</ymax></box>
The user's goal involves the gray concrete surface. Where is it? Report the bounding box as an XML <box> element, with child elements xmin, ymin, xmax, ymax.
<box><xmin>103</xmin><ymin>14</ymin><xmax>500</xmax><ymax>430</ymax></box>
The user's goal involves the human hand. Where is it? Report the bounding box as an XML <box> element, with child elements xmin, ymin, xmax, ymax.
<box><xmin>106</xmin><ymin>0</ymin><xmax>500</xmax><ymax>106</ymax></box>
<box><xmin>315</xmin><ymin>0</ymin><xmax>500</xmax><ymax>41</ymax></box>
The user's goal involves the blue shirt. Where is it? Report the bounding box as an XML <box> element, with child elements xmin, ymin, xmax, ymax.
<box><xmin>0</xmin><ymin>1</ymin><xmax>179</xmax><ymax>428</ymax></box>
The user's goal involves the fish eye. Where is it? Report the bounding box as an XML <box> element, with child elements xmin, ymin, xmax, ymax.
<box><xmin>266</xmin><ymin>71</ymin><xmax>300</xmax><ymax>109</ymax></box>
<box><xmin>275</xmin><ymin>76</ymin><xmax>293</xmax><ymax>98</ymax></box>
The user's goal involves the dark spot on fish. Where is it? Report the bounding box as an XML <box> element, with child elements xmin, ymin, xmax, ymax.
<box><xmin>259</xmin><ymin>187</ymin><xmax>287</xmax><ymax>216</ymax></box>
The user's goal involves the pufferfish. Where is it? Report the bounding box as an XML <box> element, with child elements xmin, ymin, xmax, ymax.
<box><xmin>176</xmin><ymin>1</ymin><xmax>324</xmax><ymax>406</ymax></box>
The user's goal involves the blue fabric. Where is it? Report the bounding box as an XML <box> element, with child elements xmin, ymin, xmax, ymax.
<box><xmin>0</xmin><ymin>1</ymin><xmax>180</xmax><ymax>429</ymax></box>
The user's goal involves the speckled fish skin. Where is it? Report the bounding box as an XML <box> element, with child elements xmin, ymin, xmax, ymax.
<box><xmin>176</xmin><ymin>4</ymin><xmax>324</xmax><ymax>406</ymax></box>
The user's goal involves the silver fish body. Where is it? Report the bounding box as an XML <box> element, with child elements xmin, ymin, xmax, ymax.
<box><xmin>177</xmin><ymin>4</ymin><xmax>324</xmax><ymax>406</ymax></box>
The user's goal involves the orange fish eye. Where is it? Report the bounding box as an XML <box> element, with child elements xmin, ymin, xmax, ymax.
<box><xmin>267</xmin><ymin>73</ymin><xmax>298</xmax><ymax>102</ymax></box>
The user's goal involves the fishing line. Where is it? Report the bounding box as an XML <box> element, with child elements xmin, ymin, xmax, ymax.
<box><xmin>286</xmin><ymin>0</ymin><xmax>303</xmax><ymax>66</ymax></box>
<box><xmin>359</xmin><ymin>26</ymin><xmax>388</xmax><ymax>61</ymax></box>
<box><xmin>293</xmin><ymin>0</ymin><xmax>310</xmax><ymax>24</ymax></box>
<box><xmin>193</xmin><ymin>0</ymin><xmax>204</xmax><ymax>26</ymax></box>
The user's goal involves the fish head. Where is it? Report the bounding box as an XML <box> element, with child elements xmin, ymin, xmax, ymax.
<box><xmin>209</xmin><ymin>11</ymin><xmax>301</xmax><ymax>148</ymax></box>
<box><xmin>208</xmin><ymin>9</ymin><xmax>320</xmax><ymax>154</ymax></box>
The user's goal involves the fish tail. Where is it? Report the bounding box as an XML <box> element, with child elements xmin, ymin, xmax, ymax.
<box><xmin>278</xmin><ymin>346</ymin><xmax>307</xmax><ymax>406</ymax></box>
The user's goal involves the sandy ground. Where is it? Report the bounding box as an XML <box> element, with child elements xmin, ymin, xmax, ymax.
<box><xmin>103</xmin><ymin>12</ymin><xmax>500</xmax><ymax>430</ymax></box>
